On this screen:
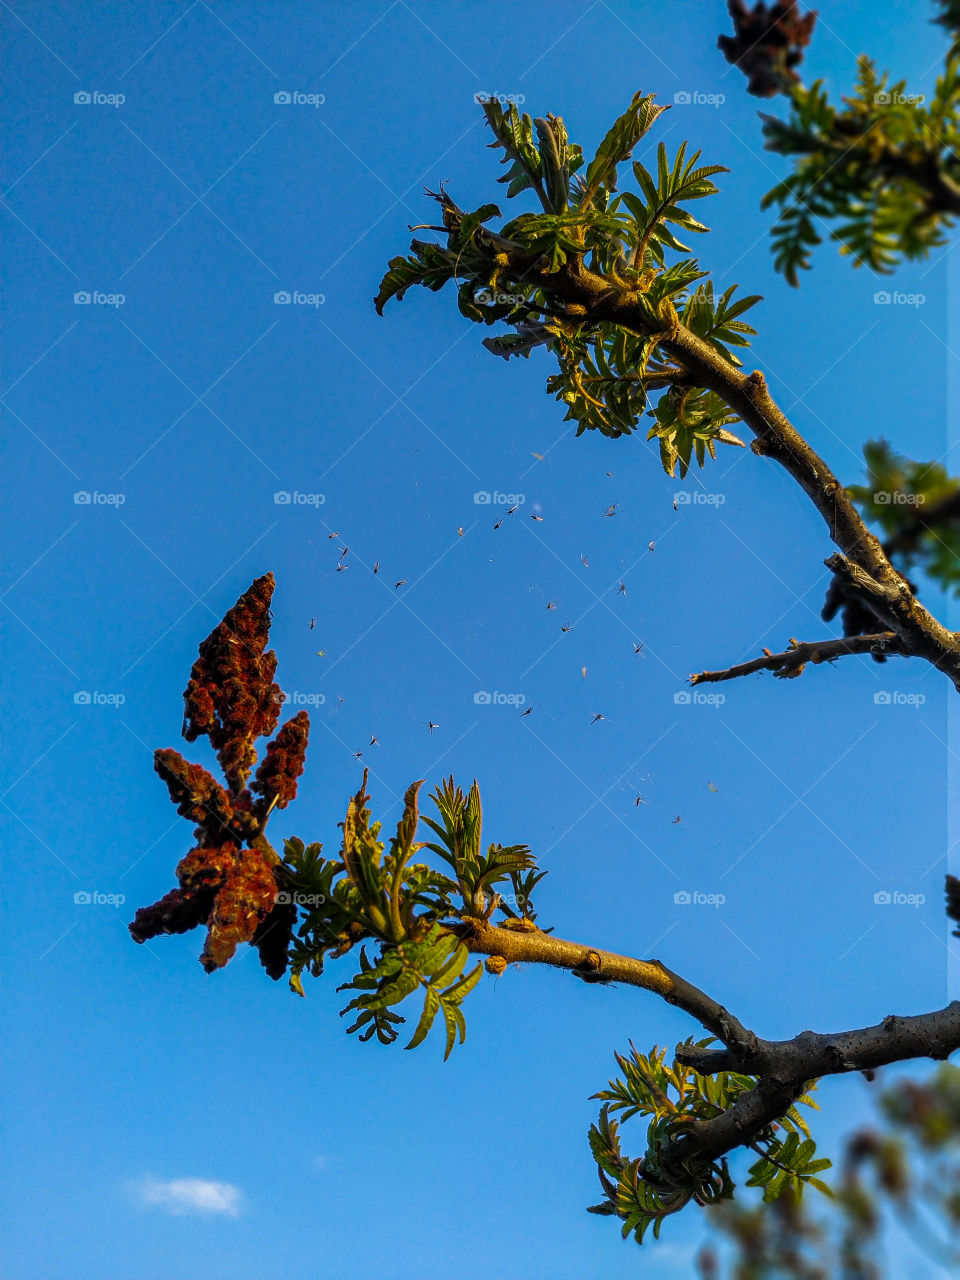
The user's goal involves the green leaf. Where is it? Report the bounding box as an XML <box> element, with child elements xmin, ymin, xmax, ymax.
<box><xmin>581</xmin><ymin>92</ymin><xmax>669</xmax><ymax>208</ymax></box>
<box><xmin>440</xmin><ymin>999</ymin><xmax>464</xmax><ymax>1060</ymax></box>
<box><xmin>442</xmin><ymin>958</ymin><xmax>483</xmax><ymax>1005</ymax></box>
<box><xmin>535</xmin><ymin>115</ymin><xmax>572</xmax><ymax>212</ymax></box>
<box><xmin>432</xmin><ymin>939</ymin><xmax>469</xmax><ymax>987</ymax></box>
<box><xmin>806</xmin><ymin>1175</ymin><xmax>835</xmax><ymax>1197</ymax></box>
<box><xmin>628</xmin><ymin>142</ymin><xmax>726</xmax><ymax>268</ymax></box>
<box><xmin>482</xmin><ymin>100</ymin><xmax>546</xmax><ymax>204</ymax></box>
<box><xmin>406</xmin><ymin>984</ymin><xmax>441</xmax><ymax>1051</ymax></box>
<box><xmin>374</xmin><ymin>242</ymin><xmax>458</xmax><ymax>314</ymax></box>
<box><xmin>747</xmin><ymin>1155</ymin><xmax>781</xmax><ymax>1187</ymax></box>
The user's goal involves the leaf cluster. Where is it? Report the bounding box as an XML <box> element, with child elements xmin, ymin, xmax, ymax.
<box><xmin>762</xmin><ymin>55</ymin><xmax>960</xmax><ymax>282</ymax></box>
<box><xmin>422</xmin><ymin>776</ymin><xmax>543</xmax><ymax>920</ymax></box>
<box><xmin>281</xmin><ymin>773</ymin><xmax>545</xmax><ymax>1058</ymax></box>
<box><xmin>338</xmin><ymin>922</ymin><xmax>481</xmax><ymax>1059</ymax></box>
<box><xmin>377</xmin><ymin>94</ymin><xmax>761</xmax><ymax>475</ymax></box>
<box><xmin>587</xmin><ymin>1043</ymin><xmax>829</xmax><ymax>1244</ymax></box>
<box><xmin>847</xmin><ymin>439</ymin><xmax>960</xmax><ymax>595</ymax></box>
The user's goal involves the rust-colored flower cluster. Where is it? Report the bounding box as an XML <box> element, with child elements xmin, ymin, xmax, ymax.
<box><xmin>251</xmin><ymin>710</ymin><xmax>310</xmax><ymax>811</ymax></box>
<box><xmin>153</xmin><ymin>748</ymin><xmax>239</xmax><ymax>837</ymax></box>
<box><xmin>182</xmin><ymin>571</ymin><xmax>284</xmax><ymax>791</ymax></box>
<box><xmin>129</xmin><ymin>574</ymin><xmax>310</xmax><ymax>977</ymax></box>
<box><xmin>718</xmin><ymin>0</ymin><xmax>817</xmax><ymax>98</ymax></box>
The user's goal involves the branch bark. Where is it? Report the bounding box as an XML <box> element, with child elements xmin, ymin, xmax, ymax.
<box><xmin>677</xmin><ymin>1003</ymin><xmax>960</xmax><ymax>1078</ymax></box>
<box><xmin>456</xmin><ymin>917</ymin><xmax>759</xmax><ymax>1055</ymax></box>
<box><xmin>823</xmin><ymin>552</ymin><xmax>960</xmax><ymax>678</ymax></box>
<box><xmin>792</xmin><ymin>120</ymin><xmax>960</xmax><ymax>218</ymax></box>
<box><xmin>672</xmin><ymin>1001</ymin><xmax>960</xmax><ymax>1168</ymax></box>
<box><xmin>690</xmin><ymin>632</ymin><xmax>901</xmax><ymax>685</ymax></box>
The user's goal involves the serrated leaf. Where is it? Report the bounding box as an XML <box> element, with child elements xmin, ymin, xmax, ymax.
<box><xmin>406</xmin><ymin>984</ymin><xmax>441</xmax><ymax>1051</ymax></box>
<box><xmin>582</xmin><ymin>92</ymin><xmax>669</xmax><ymax>208</ymax></box>
<box><xmin>433</xmin><ymin>940</ymin><xmax>469</xmax><ymax>987</ymax></box>
<box><xmin>442</xmin><ymin>958</ymin><xmax>483</xmax><ymax>1005</ymax></box>
<box><xmin>440</xmin><ymin>999</ymin><xmax>462</xmax><ymax>1060</ymax></box>
<box><xmin>806</xmin><ymin>1175</ymin><xmax>835</xmax><ymax>1197</ymax></box>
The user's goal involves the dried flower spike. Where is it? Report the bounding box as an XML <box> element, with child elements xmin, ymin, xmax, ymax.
<box><xmin>252</xmin><ymin>710</ymin><xmax>310</xmax><ymax>814</ymax></box>
<box><xmin>183</xmin><ymin>572</ymin><xmax>283</xmax><ymax>792</ymax></box>
<box><xmin>131</xmin><ymin>574</ymin><xmax>309</xmax><ymax>980</ymax></box>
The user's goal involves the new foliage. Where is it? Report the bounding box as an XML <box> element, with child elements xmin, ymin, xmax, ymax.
<box><xmin>377</xmin><ymin>93</ymin><xmax>757</xmax><ymax>475</ymax></box>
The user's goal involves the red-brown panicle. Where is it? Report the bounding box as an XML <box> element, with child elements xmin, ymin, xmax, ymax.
<box><xmin>128</xmin><ymin>844</ymin><xmax>236</xmax><ymax>945</ymax></box>
<box><xmin>718</xmin><ymin>1</ymin><xmax>817</xmax><ymax>98</ymax></box>
<box><xmin>199</xmin><ymin>845</ymin><xmax>278</xmax><ymax>972</ymax></box>
<box><xmin>132</xmin><ymin>574</ymin><xmax>303</xmax><ymax>978</ymax></box>
<box><xmin>154</xmin><ymin>748</ymin><xmax>235</xmax><ymax>840</ymax></box>
<box><xmin>129</xmin><ymin>842</ymin><xmax>280</xmax><ymax>972</ymax></box>
<box><xmin>251</xmin><ymin>710</ymin><xmax>311</xmax><ymax>813</ymax></box>
<box><xmin>182</xmin><ymin>572</ymin><xmax>284</xmax><ymax>792</ymax></box>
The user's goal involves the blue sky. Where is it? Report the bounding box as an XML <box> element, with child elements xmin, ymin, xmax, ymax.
<box><xmin>2</xmin><ymin>3</ymin><xmax>958</xmax><ymax>1277</ymax></box>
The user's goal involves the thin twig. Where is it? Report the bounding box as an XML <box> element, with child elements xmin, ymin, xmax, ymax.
<box><xmin>690</xmin><ymin>632</ymin><xmax>901</xmax><ymax>685</ymax></box>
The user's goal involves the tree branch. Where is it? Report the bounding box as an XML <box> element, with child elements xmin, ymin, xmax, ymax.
<box><xmin>671</xmin><ymin>1001</ymin><xmax>960</xmax><ymax>1168</ymax></box>
<box><xmin>678</xmin><ymin>1002</ymin><xmax>960</xmax><ymax>1079</ymax></box>
<box><xmin>823</xmin><ymin>552</ymin><xmax>960</xmax><ymax>679</ymax></box>
<box><xmin>670</xmin><ymin>1076</ymin><xmax>809</xmax><ymax>1170</ymax></box>
<box><xmin>526</xmin><ymin>257</ymin><xmax>960</xmax><ymax>687</ymax></box>
<box><xmin>690</xmin><ymin>632</ymin><xmax>901</xmax><ymax>685</ymax></box>
<box><xmin>794</xmin><ymin>121</ymin><xmax>960</xmax><ymax>218</ymax></box>
<box><xmin>455</xmin><ymin>917</ymin><xmax>759</xmax><ymax>1055</ymax></box>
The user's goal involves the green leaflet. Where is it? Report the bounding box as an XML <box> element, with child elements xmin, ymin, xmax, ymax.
<box><xmin>406</xmin><ymin>983</ymin><xmax>440</xmax><ymax>1052</ymax></box>
<box><xmin>387</xmin><ymin>779</ymin><xmax>425</xmax><ymax>940</ymax></box>
<box><xmin>440</xmin><ymin>999</ymin><xmax>466</xmax><ymax>1061</ymax></box>
<box><xmin>746</xmin><ymin>1126</ymin><xmax>835</xmax><ymax>1203</ymax></box>
<box><xmin>534</xmin><ymin>114</ymin><xmax>581</xmax><ymax>213</ymax></box>
<box><xmin>464</xmin><ymin>780</ymin><xmax>482</xmax><ymax>865</ymax></box>
<box><xmin>481</xmin><ymin>325</ymin><xmax>555</xmax><ymax>360</ymax></box>
<box><xmin>580</xmin><ymin>91</ymin><xmax>670</xmax><ymax>209</ymax></box>
<box><xmin>374</xmin><ymin>241</ymin><xmax>459</xmax><ymax>315</ymax></box>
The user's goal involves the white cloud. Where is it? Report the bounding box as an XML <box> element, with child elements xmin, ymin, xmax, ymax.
<box><xmin>138</xmin><ymin>1175</ymin><xmax>242</xmax><ymax>1217</ymax></box>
